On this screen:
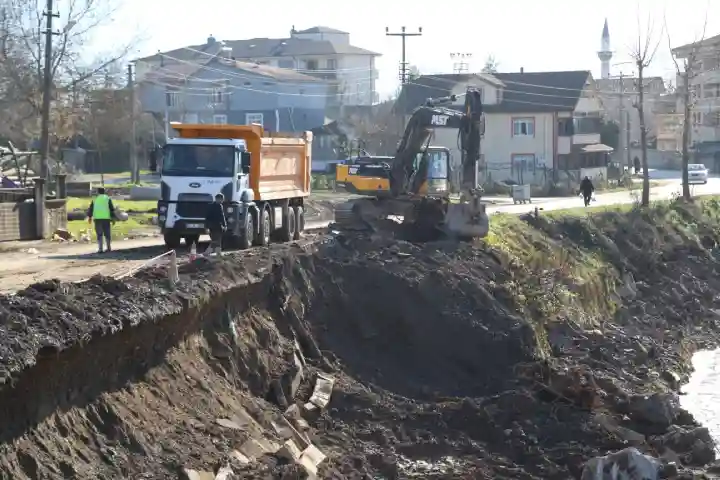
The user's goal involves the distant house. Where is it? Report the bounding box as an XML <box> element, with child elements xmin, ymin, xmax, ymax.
<box><xmin>136</xmin><ymin>28</ymin><xmax>380</xmax><ymax>111</ymax></box>
<box><xmin>134</xmin><ymin>47</ymin><xmax>330</xmax><ymax>136</ymax></box>
<box><xmin>396</xmin><ymin>70</ymin><xmax>611</xmax><ymax>185</ymax></box>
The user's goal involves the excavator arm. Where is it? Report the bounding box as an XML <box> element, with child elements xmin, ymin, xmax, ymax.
<box><xmin>389</xmin><ymin>88</ymin><xmax>484</xmax><ymax>197</ymax></box>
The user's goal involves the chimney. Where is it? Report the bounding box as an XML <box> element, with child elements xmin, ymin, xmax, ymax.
<box><xmin>207</xmin><ymin>34</ymin><xmax>216</xmax><ymax>45</ymax></box>
<box><xmin>520</xmin><ymin>67</ymin><xmax>524</xmax><ymax>74</ymax></box>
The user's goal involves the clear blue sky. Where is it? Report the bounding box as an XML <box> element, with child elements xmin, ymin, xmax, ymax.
<box><xmin>87</xmin><ymin>0</ymin><xmax>716</xmax><ymax>98</ymax></box>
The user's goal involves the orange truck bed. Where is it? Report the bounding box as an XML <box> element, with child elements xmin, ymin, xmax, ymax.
<box><xmin>171</xmin><ymin>123</ymin><xmax>312</xmax><ymax>201</ymax></box>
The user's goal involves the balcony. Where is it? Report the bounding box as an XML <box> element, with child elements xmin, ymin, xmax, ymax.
<box><xmin>573</xmin><ymin>133</ymin><xmax>601</xmax><ymax>145</ymax></box>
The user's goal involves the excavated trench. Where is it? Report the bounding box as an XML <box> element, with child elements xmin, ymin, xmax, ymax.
<box><xmin>0</xmin><ymin>232</ymin><xmax>548</xmax><ymax>479</ymax></box>
<box><xmin>4</xmin><ymin>202</ymin><xmax>720</xmax><ymax>479</ymax></box>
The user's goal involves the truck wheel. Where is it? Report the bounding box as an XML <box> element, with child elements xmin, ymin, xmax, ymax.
<box><xmin>279</xmin><ymin>205</ymin><xmax>295</xmax><ymax>242</ymax></box>
<box><xmin>183</xmin><ymin>235</ymin><xmax>200</xmax><ymax>247</ymax></box>
<box><xmin>164</xmin><ymin>232</ymin><xmax>181</xmax><ymax>250</ymax></box>
<box><xmin>238</xmin><ymin>212</ymin><xmax>254</xmax><ymax>250</ymax></box>
<box><xmin>254</xmin><ymin>208</ymin><xmax>271</xmax><ymax>246</ymax></box>
<box><xmin>293</xmin><ymin>206</ymin><xmax>303</xmax><ymax>240</ymax></box>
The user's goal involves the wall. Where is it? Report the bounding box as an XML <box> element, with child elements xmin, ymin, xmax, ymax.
<box><xmin>428</xmin><ymin>112</ymin><xmax>554</xmax><ymax>185</ymax></box>
<box><xmin>610</xmin><ymin>147</ymin><xmax>682</xmax><ymax>170</ymax></box>
<box><xmin>336</xmin><ymin>55</ymin><xmax>376</xmax><ymax>106</ymax></box>
<box><xmin>0</xmin><ymin>198</ymin><xmax>67</xmax><ymax>242</ymax></box>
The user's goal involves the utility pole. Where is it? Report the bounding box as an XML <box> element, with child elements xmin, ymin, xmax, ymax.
<box><xmin>38</xmin><ymin>0</ymin><xmax>59</xmax><ymax>240</ymax></box>
<box><xmin>386</xmin><ymin>26</ymin><xmax>422</xmax><ymax>84</ymax></box>
<box><xmin>450</xmin><ymin>53</ymin><xmax>472</xmax><ymax>74</ymax></box>
<box><xmin>128</xmin><ymin>63</ymin><xmax>138</xmax><ymax>184</ymax></box>
<box><xmin>39</xmin><ymin>0</ymin><xmax>59</xmax><ymax>180</ymax></box>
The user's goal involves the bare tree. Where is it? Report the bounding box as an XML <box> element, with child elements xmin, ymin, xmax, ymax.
<box><xmin>629</xmin><ymin>13</ymin><xmax>663</xmax><ymax>206</ymax></box>
<box><xmin>0</xmin><ymin>0</ymin><xmax>140</xmax><ymax>148</ymax></box>
<box><xmin>667</xmin><ymin>15</ymin><xmax>707</xmax><ymax>201</ymax></box>
<box><xmin>481</xmin><ymin>55</ymin><xmax>499</xmax><ymax>74</ymax></box>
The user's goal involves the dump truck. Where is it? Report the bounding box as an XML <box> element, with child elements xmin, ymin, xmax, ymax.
<box><xmin>157</xmin><ymin>123</ymin><xmax>312</xmax><ymax>249</ymax></box>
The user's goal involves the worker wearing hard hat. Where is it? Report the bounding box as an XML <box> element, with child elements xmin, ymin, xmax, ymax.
<box><xmin>87</xmin><ymin>187</ymin><xmax>116</xmax><ymax>253</ymax></box>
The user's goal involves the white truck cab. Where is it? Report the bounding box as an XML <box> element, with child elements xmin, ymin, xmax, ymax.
<box><xmin>158</xmin><ymin>137</ymin><xmax>252</xmax><ymax>248</ymax></box>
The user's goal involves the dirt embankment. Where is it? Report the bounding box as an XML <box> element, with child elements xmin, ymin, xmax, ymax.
<box><xmin>2</xmin><ymin>199</ymin><xmax>720</xmax><ymax>478</ymax></box>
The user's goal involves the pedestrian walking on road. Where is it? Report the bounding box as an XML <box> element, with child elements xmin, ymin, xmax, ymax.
<box><xmin>87</xmin><ymin>187</ymin><xmax>116</xmax><ymax>253</ymax></box>
<box><xmin>579</xmin><ymin>176</ymin><xmax>595</xmax><ymax>207</ymax></box>
<box><xmin>204</xmin><ymin>193</ymin><xmax>227</xmax><ymax>256</ymax></box>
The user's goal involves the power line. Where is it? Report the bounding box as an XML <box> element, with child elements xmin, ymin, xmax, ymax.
<box><xmin>385</xmin><ymin>26</ymin><xmax>422</xmax><ymax>84</ymax></box>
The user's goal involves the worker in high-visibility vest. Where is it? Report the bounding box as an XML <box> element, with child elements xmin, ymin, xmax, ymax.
<box><xmin>87</xmin><ymin>187</ymin><xmax>116</xmax><ymax>253</ymax></box>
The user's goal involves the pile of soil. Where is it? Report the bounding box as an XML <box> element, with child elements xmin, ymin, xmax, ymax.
<box><xmin>2</xmin><ymin>201</ymin><xmax>720</xmax><ymax>478</ymax></box>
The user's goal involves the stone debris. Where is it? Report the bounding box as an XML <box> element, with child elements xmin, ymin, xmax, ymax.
<box><xmin>308</xmin><ymin>372</ymin><xmax>334</xmax><ymax>409</ymax></box>
<box><xmin>180</xmin><ymin>469</ymin><xmax>216</xmax><ymax>480</ymax></box>
<box><xmin>580</xmin><ymin>447</ymin><xmax>660</xmax><ymax>480</ymax></box>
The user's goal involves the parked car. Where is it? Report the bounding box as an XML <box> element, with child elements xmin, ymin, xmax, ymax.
<box><xmin>688</xmin><ymin>163</ymin><xmax>709</xmax><ymax>184</ymax></box>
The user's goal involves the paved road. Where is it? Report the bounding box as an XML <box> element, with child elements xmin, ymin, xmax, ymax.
<box><xmin>1</xmin><ymin>172</ymin><xmax>718</xmax><ymax>293</ymax></box>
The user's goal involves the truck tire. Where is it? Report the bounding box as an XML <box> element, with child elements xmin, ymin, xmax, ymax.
<box><xmin>164</xmin><ymin>232</ymin><xmax>181</xmax><ymax>250</ymax></box>
<box><xmin>238</xmin><ymin>212</ymin><xmax>254</xmax><ymax>250</ymax></box>
<box><xmin>254</xmin><ymin>207</ymin><xmax>271</xmax><ymax>246</ymax></box>
<box><xmin>183</xmin><ymin>235</ymin><xmax>200</xmax><ymax>247</ymax></box>
<box><xmin>278</xmin><ymin>205</ymin><xmax>295</xmax><ymax>242</ymax></box>
<box><xmin>293</xmin><ymin>206</ymin><xmax>303</xmax><ymax>240</ymax></box>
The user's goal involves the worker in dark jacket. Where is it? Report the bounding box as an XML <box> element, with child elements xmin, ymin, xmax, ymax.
<box><xmin>204</xmin><ymin>193</ymin><xmax>227</xmax><ymax>255</ymax></box>
<box><xmin>579</xmin><ymin>176</ymin><xmax>595</xmax><ymax>207</ymax></box>
<box><xmin>87</xmin><ymin>187</ymin><xmax>116</xmax><ymax>253</ymax></box>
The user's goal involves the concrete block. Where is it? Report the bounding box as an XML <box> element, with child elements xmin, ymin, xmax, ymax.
<box><xmin>230</xmin><ymin>450</ymin><xmax>250</xmax><ymax>465</ymax></box>
<box><xmin>298</xmin><ymin>444</ymin><xmax>327</xmax><ymax>477</ymax></box>
<box><xmin>309</xmin><ymin>373</ymin><xmax>334</xmax><ymax>409</ymax></box>
<box><xmin>181</xmin><ymin>469</ymin><xmax>215</xmax><ymax>480</ymax></box>
<box><xmin>276</xmin><ymin>439</ymin><xmax>303</xmax><ymax>462</ymax></box>
<box><xmin>214</xmin><ymin>466</ymin><xmax>233</xmax><ymax>480</ymax></box>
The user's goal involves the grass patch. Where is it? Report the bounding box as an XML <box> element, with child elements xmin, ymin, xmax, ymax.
<box><xmin>66</xmin><ymin>197</ymin><xmax>157</xmax><ymax>212</ymax></box>
<box><xmin>485</xmin><ymin>195</ymin><xmax>720</xmax><ymax>327</ymax></box>
<box><xmin>66</xmin><ymin>214</ymin><xmax>156</xmax><ymax>240</ymax></box>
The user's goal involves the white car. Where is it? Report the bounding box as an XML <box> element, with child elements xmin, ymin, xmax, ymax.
<box><xmin>688</xmin><ymin>163</ymin><xmax>709</xmax><ymax>184</ymax></box>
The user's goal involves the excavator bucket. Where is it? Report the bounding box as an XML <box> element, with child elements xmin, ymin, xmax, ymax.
<box><xmin>443</xmin><ymin>194</ymin><xmax>489</xmax><ymax>239</ymax></box>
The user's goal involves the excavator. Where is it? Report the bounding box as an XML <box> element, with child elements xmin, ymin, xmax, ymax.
<box><xmin>333</xmin><ymin>88</ymin><xmax>489</xmax><ymax>239</ymax></box>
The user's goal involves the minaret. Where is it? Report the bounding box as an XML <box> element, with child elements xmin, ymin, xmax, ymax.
<box><xmin>598</xmin><ymin>19</ymin><xmax>612</xmax><ymax>79</ymax></box>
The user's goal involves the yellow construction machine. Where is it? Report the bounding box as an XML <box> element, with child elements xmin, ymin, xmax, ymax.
<box><xmin>334</xmin><ymin>88</ymin><xmax>489</xmax><ymax>240</ymax></box>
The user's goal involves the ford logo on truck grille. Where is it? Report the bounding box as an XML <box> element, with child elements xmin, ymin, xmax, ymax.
<box><xmin>189</xmin><ymin>182</ymin><xmax>201</xmax><ymax>188</ymax></box>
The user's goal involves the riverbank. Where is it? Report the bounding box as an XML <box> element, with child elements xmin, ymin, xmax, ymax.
<box><xmin>1</xmin><ymin>199</ymin><xmax>720</xmax><ymax>478</ymax></box>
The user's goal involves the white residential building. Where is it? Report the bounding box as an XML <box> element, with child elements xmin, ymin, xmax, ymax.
<box><xmin>136</xmin><ymin>27</ymin><xmax>380</xmax><ymax>109</ymax></box>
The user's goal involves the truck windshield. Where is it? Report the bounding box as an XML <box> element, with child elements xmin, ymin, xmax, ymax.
<box><xmin>162</xmin><ymin>145</ymin><xmax>235</xmax><ymax>177</ymax></box>
<box><xmin>416</xmin><ymin>150</ymin><xmax>449</xmax><ymax>179</ymax></box>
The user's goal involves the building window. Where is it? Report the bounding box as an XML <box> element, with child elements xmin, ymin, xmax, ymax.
<box><xmin>278</xmin><ymin>59</ymin><xmax>294</xmax><ymax>69</ymax></box>
<box><xmin>704</xmin><ymin>83</ymin><xmax>720</xmax><ymax>98</ymax></box>
<box><xmin>557</xmin><ymin>118</ymin><xmax>573</xmax><ymax>136</ymax></box>
<box><xmin>495</xmin><ymin>89</ymin><xmax>502</xmax><ymax>104</ymax></box>
<box><xmin>693</xmin><ymin>112</ymin><xmax>703</xmax><ymax>125</ymax></box>
<box><xmin>512</xmin><ymin>118</ymin><xmax>535</xmax><ymax>137</ymax></box>
<box><xmin>166</xmin><ymin>90</ymin><xmax>180</xmax><ymax>107</ymax></box>
<box><xmin>305</xmin><ymin>59</ymin><xmax>318</xmax><ymax>70</ymax></box>
<box><xmin>213</xmin><ymin>114</ymin><xmax>227</xmax><ymax>124</ymax></box>
<box><xmin>326</xmin><ymin>59</ymin><xmax>337</xmax><ymax>70</ymax></box>
<box><xmin>246</xmin><ymin>113</ymin><xmax>264</xmax><ymax>126</ymax></box>
<box><xmin>211</xmin><ymin>88</ymin><xmax>224</xmax><ymax>104</ymax></box>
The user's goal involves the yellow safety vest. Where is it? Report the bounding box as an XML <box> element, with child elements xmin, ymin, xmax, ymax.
<box><xmin>93</xmin><ymin>194</ymin><xmax>111</xmax><ymax>220</ymax></box>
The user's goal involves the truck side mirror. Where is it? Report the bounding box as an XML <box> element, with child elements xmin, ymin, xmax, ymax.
<box><xmin>240</xmin><ymin>152</ymin><xmax>251</xmax><ymax>174</ymax></box>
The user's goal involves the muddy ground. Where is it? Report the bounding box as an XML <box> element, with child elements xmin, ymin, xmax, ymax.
<box><xmin>1</xmin><ymin>200</ymin><xmax>720</xmax><ymax>478</ymax></box>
